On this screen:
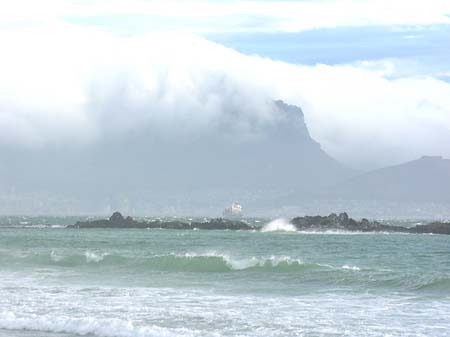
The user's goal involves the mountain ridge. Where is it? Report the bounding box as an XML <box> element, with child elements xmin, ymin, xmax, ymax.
<box><xmin>323</xmin><ymin>155</ymin><xmax>450</xmax><ymax>202</ymax></box>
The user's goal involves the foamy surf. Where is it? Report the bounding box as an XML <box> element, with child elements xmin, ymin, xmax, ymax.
<box><xmin>85</xmin><ymin>251</ymin><xmax>108</xmax><ymax>263</ymax></box>
<box><xmin>49</xmin><ymin>250</ymin><xmax>109</xmax><ymax>264</ymax></box>
<box><xmin>0</xmin><ymin>312</ymin><xmax>200</xmax><ymax>337</ymax></box>
<box><xmin>1</xmin><ymin>226</ymin><xmax>449</xmax><ymax>336</ymax></box>
<box><xmin>341</xmin><ymin>265</ymin><xmax>361</xmax><ymax>271</ymax></box>
<box><xmin>261</xmin><ymin>219</ymin><xmax>297</xmax><ymax>232</ymax></box>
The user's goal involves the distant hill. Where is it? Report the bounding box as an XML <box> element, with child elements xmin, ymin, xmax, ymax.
<box><xmin>0</xmin><ymin>100</ymin><xmax>354</xmax><ymax>214</ymax></box>
<box><xmin>325</xmin><ymin>156</ymin><xmax>450</xmax><ymax>203</ymax></box>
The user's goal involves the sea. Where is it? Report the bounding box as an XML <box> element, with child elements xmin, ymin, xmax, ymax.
<box><xmin>0</xmin><ymin>216</ymin><xmax>449</xmax><ymax>337</ymax></box>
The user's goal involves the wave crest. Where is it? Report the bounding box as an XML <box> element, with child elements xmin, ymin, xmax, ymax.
<box><xmin>143</xmin><ymin>253</ymin><xmax>306</xmax><ymax>272</ymax></box>
<box><xmin>48</xmin><ymin>250</ymin><xmax>110</xmax><ymax>265</ymax></box>
<box><xmin>4</xmin><ymin>251</ymin><xmax>310</xmax><ymax>272</ymax></box>
<box><xmin>85</xmin><ymin>251</ymin><xmax>108</xmax><ymax>263</ymax></box>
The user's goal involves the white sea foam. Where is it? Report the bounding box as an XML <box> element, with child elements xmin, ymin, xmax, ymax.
<box><xmin>225</xmin><ymin>255</ymin><xmax>304</xmax><ymax>270</ymax></box>
<box><xmin>0</xmin><ymin>312</ymin><xmax>201</xmax><ymax>337</ymax></box>
<box><xmin>342</xmin><ymin>265</ymin><xmax>361</xmax><ymax>271</ymax></box>
<box><xmin>173</xmin><ymin>252</ymin><xmax>304</xmax><ymax>270</ymax></box>
<box><xmin>261</xmin><ymin>219</ymin><xmax>297</xmax><ymax>232</ymax></box>
<box><xmin>85</xmin><ymin>251</ymin><xmax>108</xmax><ymax>263</ymax></box>
<box><xmin>175</xmin><ymin>251</ymin><xmax>252</xmax><ymax>269</ymax></box>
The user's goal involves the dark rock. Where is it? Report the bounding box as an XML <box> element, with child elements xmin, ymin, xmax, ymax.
<box><xmin>290</xmin><ymin>212</ymin><xmax>386</xmax><ymax>232</ymax></box>
<box><xmin>290</xmin><ymin>213</ymin><xmax>450</xmax><ymax>235</ymax></box>
<box><xmin>410</xmin><ymin>222</ymin><xmax>450</xmax><ymax>235</ymax></box>
<box><xmin>67</xmin><ymin>211</ymin><xmax>450</xmax><ymax>235</ymax></box>
<box><xmin>68</xmin><ymin>212</ymin><xmax>255</xmax><ymax>230</ymax></box>
<box><xmin>191</xmin><ymin>218</ymin><xmax>252</xmax><ymax>230</ymax></box>
<box><xmin>110</xmin><ymin>212</ymin><xmax>125</xmax><ymax>223</ymax></box>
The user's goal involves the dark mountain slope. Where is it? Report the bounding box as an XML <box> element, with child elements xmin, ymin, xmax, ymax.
<box><xmin>325</xmin><ymin>156</ymin><xmax>450</xmax><ymax>202</ymax></box>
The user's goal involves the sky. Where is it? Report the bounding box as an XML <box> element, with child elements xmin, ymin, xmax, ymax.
<box><xmin>1</xmin><ymin>0</ymin><xmax>450</xmax><ymax>169</ymax></box>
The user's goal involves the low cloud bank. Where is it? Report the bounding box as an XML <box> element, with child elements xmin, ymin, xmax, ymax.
<box><xmin>1</xmin><ymin>23</ymin><xmax>449</xmax><ymax>168</ymax></box>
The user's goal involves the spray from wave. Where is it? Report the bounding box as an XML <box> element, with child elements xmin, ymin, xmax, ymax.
<box><xmin>261</xmin><ymin>219</ymin><xmax>297</xmax><ymax>232</ymax></box>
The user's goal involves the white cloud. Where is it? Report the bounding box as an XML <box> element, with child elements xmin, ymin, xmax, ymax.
<box><xmin>0</xmin><ymin>24</ymin><xmax>278</xmax><ymax>147</ymax></box>
<box><xmin>282</xmin><ymin>65</ymin><xmax>450</xmax><ymax>168</ymax></box>
<box><xmin>0</xmin><ymin>23</ymin><xmax>449</xmax><ymax>168</ymax></box>
<box><xmin>1</xmin><ymin>0</ymin><xmax>450</xmax><ymax>33</ymax></box>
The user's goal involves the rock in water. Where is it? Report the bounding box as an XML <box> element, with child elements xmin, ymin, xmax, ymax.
<box><xmin>68</xmin><ymin>212</ymin><xmax>255</xmax><ymax>230</ymax></box>
<box><xmin>110</xmin><ymin>212</ymin><xmax>125</xmax><ymax>223</ymax></box>
<box><xmin>290</xmin><ymin>213</ymin><xmax>450</xmax><ymax>235</ymax></box>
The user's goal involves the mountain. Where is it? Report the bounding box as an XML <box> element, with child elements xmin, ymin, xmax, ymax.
<box><xmin>0</xmin><ymin>100</ymin><xmax>354</xmax><ymax>214</ymax></box>
<box><xmin>326</xmin><ymin>156</ymin><xmax>450</xmax><ymax>203</ymax></box>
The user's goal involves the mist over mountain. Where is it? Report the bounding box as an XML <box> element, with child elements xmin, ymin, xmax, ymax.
<box><xmin>2</xmin><ymin>94</ymin><xmax>449</xmax><ymax>217</ymax></box>
<box><xmin>0</xmin><ymin>100</ymin><xmax>353</xmax><ymax>214</ymax></box>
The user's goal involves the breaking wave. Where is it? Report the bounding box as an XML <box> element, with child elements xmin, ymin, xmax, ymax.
<box><xmin>84</xmin><ymin>251</ymin><xmax>109</xmax><ymax>263</ymax></box>
<box><xmin>5</xmin><ymin>250</ymin><xmax>125</xmax><ymax>268</ymax></box>
<box><xmin>2</xmin><ymin>251</ymin><xmax>449</xmax><ymax>293</ymax></box>
<box><xmin>49</xmin><ymin>250</ymin><xmax>110</xmax><ymax>264</ymax></box>
<box><xmin>261</xmin><ymin>219</ymin><xmax>297</xmax><ymax>232</ymax></box>
<box><xmin>12</xmin><ymin>251</ymin><xmax>449</xmax><ymax>289</ymax></box>
<box><xmin>2</xmin><ymin>250</ymin><xmax>311</xmax><ymax>272</ymax></box>
<box><xmin>0</xmin><ymin>312</ymin><xmax>198</xmax><ymax>337</ymax></box>
<box><xmin>141</xmin><ymin>253</ymin><xmax>307</xmax><ymax>272</ymax></box>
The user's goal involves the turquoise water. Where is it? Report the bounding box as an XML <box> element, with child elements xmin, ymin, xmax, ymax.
<box><xmin>0</xmin><ymin>223</ymin><xmax>449</xmax><ymax>336</ymax></box>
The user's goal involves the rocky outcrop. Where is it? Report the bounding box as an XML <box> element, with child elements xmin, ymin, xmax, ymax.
<box><xmin>411</xmin><ymin>222</ymin><xmax>450</xmax><ymax>235</ymax></box>
<box><xmin>68</xmin><ymin>211</ymin><xmax>450</xmax><ymax>235</ymax></box>
<box><xmin>290</xmin><ymin>212</ymin><xmax>403</xmax><ymax>232</ymax></box>
<box><xmin>68</xmin><ymin>212</ymin><xmax>254</xmax><ymax>230</ymax></box>
<box><xmin>290</xmin><ymin>212</ymin><xmax>450</xmax><ymax>235</ymax></box>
